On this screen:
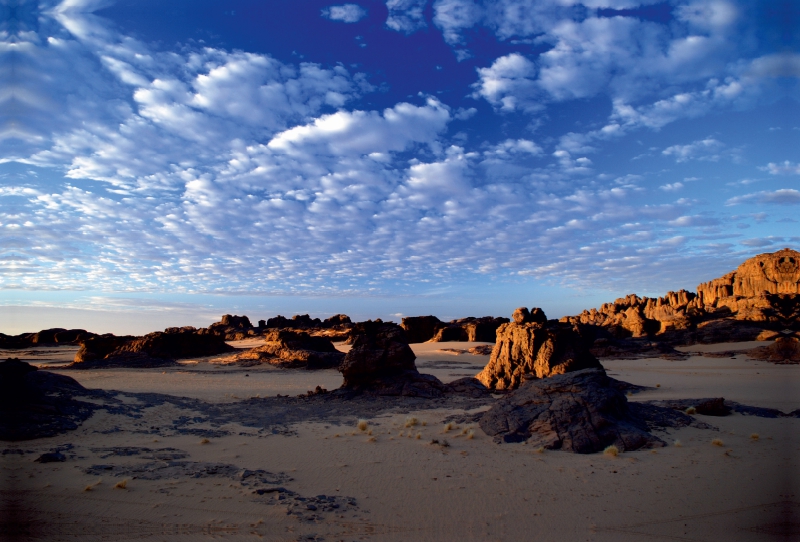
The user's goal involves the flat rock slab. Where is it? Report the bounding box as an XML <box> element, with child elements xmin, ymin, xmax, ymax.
<box><xmin>479</xmin><ymin>368</ymin><xmax>666</xmax><ymax>453</ymax></box>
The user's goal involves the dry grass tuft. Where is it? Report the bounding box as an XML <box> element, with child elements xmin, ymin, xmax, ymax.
<box><xmin>685</xmin><ymin>406</ymin><xmax>697</xmax><ymax>415</ymax></box>
<box><xmin>199</xmin><ymin>438</ymin><xmax>210</xmax><ymax>445</ymax></box>
<box><xmin>603</xmin><ymin>445</ymin><xmax>619</xmax><ymax>457</ymax></box>
<box><xmin>333</xmin><ymin>434</ymin><xmax>340</xmax><ymax>438</ymax></box>
<box><xmin>404</xmin><ymin>417</ymin><xmax>419</xmax><ymax>428</ymax></box>
<box><xmin>357</xmin><ymin>419</ymin><xmax>368</xmax><ymax>431</ymax></box>
<box><xmin>656</xmin><ymin>384</ymin><xmax>661</xmax><ymax>388</ymax></box>
<box><xmin>84</xmin><ymin>479</ymin><xmax>102</xmax><ymax>492</ymax></box>
<box><xmin>367</xmin><ymin>436</ymin><xmax>377</xmax><ymax>443</ymax></box>
<box><xmin>750</xmin><ymin>433</ymin><xmax>760</xmax><ymax>441</ymax></box>
<box><xmin>466</xmin><ymin>430</ymin><xmax>474</xmax><ymax>440</ymax></box>
<box><xmin>711</xmin><ymin>438</ymin><xmax>724</xmax><ymax>447</ymax></box>
<box><xmin>674</xmin><ymin>440</ymin><xmax>682</xmax><ymax>447</ymax></box>
<box><xmin>443</xmin><ymin>422</ymin><xmax>455</xmax><ymax>432</ymax></box>
<box><xmin>422</xmin><ymin>421</ymin><xmax>427</xmax><ymax>426</ymax></box>
<box><xmin>113</xmin><ymin>479</ymin><xmax>128</xmax><ymax>490</ymax></box>
<box><xmin>367</xmin><ymin>430</ymin><xmax>373</xmax><ymax>436</ymax></box>
<box><xmin>534</xmin><ymin>446</ymin><xmax>545</xmax><ymax>454</ymax></box>
<box><xmin>415</xmin><ymin>432</ymin><xmax>422</xmax><ymax>440</ymax></box>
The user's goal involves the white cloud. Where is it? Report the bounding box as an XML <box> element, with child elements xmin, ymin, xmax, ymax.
<box><xmin>660</xmin><ymin>182</ymin><xmax>683</xmax><ymax>192</ymax></box>
<box><xmin>386</xmin><ymin>0</ymin><xmax>428</xmax><ymax>34</ymax></box>
<box><xmin>321</xmin><ymin>4</ymin><xmax>367</xmax><ymax>23</ymax></box>
<box><xmin>763</xmin><ymin>161</ymin><xmax>800</xmax><ymax>175</ymax></box>
<box><xmin>726</xmin><ymin>189</ymin><xmax>800</xmax><ymax>206</ymax></box>
<box><xmin>433</xmin><ymin>0</ymin><xmax>483</xmax><ymax>46</ymax></box>
<box><xmin>471</xmin><ymin>53</ymin><xmax>540</xmax><ymax>112</ymax></box>
<box><xmin>662</xmin><ymin>137</ymin><xmax>725</xmax><ymax>162</ymax></box>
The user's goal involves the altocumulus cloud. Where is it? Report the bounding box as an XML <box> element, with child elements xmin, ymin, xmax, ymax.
<box><xmin>1</xmin><ymin>0</ymin><xmax>794</xmax><ymax>297</ymax></box>
<box><xmin>322</xmin><ymin>4</ymin><xmax>368</xmax><ymax>23</ymax></box>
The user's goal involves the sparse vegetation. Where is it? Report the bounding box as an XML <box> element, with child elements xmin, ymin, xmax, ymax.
<box><xmin>750</xmin><ymin>433</ymin><xmax>759</xmax><ymax>441</ymax></box>
<box><xmin>534</xmin><ymin>446</ymin><xmax>545</xmax><ymax>454</ymax></box>
<box><xmin>200</xmin><ymin>438</ymin><xmax>210</xmax><ymax>444</ymax></box>
<box><xmin>416</xmin><ymin>432</ymin><xmax>422</xmax><ymax>440</ymax></box>
<box><xmin>113</xmin><ymin>479</ymin><xmax>128</xmax><ymax>489</ymax></box>
<box><xmin>674</xmin><ymin>440</ymin><xmax>682</xmax><ymax>447</ymax></box>
<box><xmin>357</xmin><ymin>419</ymin><xmax>368</xmax><ymax>431</ymax></box>
<box><xmin>685</xmin><ymin>407</ymin><xmax>697</xmax><ymax>415</ymax></box>
<box><xmin>443</xmin><ymin>422</ymin><xmax>455</xmax><ymax>432</ymax></box>
<box><xmin>466</xmin><ymin>430</ymin><xmax>474</xmax><ymax>440</ymax></box>
<box><xmin>603</xmin><ymin>445</ymin><xmax>619</xmax><ymax>457</ymax></box>
<box><xmin>404</xmin><ymin>417</ymin><xmax>419</xmax><ymax>428</ymax></box>
<box><xmin>712</xmin><ymin>438</ymin><xmax>724</xmax><ymax>446</ymax></box>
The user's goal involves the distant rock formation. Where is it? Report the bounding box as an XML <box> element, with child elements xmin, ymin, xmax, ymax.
<box><xmin>400</xmin><ymin>315</ymin><xmax>509</xmax><ymax>343</ymax></box>
<box><xmin>746</xmin><ymin>335</ymin><xmax>800</xmax><ymax>363</ymax></box>
<box><xmin>73</xmin><ymin>328</ymin><xmax>233</xmax><ymax>368</ymax></box>
<box><xmin>478</xmin><ymin>368</ymin><xmax>667</xmax><ymax>453</ymax></box>
<box><xmin>222</xmin><ymin>329</ymin><xmax>345</xmax><ymax>369</ymax></box>
<box><xmin>476</xmin><ymin>308</ymin><xmax>601</xmax><ymax>390</ymax></box>
<box><xmin>561</xmin><ymin>248</ymin><xmax>800</xmax><ymax>345</ymax></box>
<box><xmin>0</xmin><ymin>328</ymin><xmax>94</xmax><ymax>349</ymax></box>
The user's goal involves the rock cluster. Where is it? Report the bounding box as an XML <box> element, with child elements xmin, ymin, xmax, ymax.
<box><xmin>204</xmin><ymin>314</ymin><xmax>263</xmax><ymax>340</ymax></box>
<box><xmin>223</xmin><ymin>330</ymin><xmax>345</xmax><ymax>369</ymax></box>
<box><xmin>0</xmin><ymin>328</ymin><xmax>94</xmax><ymax>349</ymax></box>
<box><xmin>73</xmin><ymin>328</ymin><xmax>233</xmax><ymax>367</ymax></box>
<box><xmin>400</xmin><ymin>315</ymin><xmax>509</xmax><ymax>343</ymax></box>
<box><xmin>476</xmin><ymin>308</ymin><xmax>601</xmax><ymax>390</ymax></box>
<box><xmin>478</xmin><ymin>368</ymin><xmax>665</xmax><ymax>453</ymax></box>
<box><xmin>560</xmin><ymin>248</ymin><xmax>800</xmax><ymax>344</ymax></box>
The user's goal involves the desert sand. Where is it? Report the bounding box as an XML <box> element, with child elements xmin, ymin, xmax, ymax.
<box><xmin>2</xmin><ymin>339</ymin><xmax>798</xmax><ymax>542</ymax></box>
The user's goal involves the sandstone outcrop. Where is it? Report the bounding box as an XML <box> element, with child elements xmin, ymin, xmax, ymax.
<box><xmin>0</xmin><ymin>328</ymin><xmax>95</xmax><ymax>349</ymax></box>
<box><xmin>478</xmin><ymin>368</ymin><xmax>666</xmax><ymax>452</ymax></box>
<box><xmin>401</xmin><ymin>316</ymin><xmax>442</xmax><ymax>343</ymax></box>
<box><xmin>223</xmin><ymin>330</ymin><xmax>345</xmax><ymax>369</ymax></box>
<box><xmin>204</xmin><ymin>314</ymin><xmax>262</xmax><ymax>340</ymax></box>
<box><xmin>746</xmin><ymin>336</ymin><xmax>800</xmax><ymax>363</ymax></box>
<box><xmin>338</xmin><ymin>321</ymin><xmax>489</xmax><ymax>398</ymax></box>
<box><xmin>559</xmin><ymin>248</ymin><xmax>800</xmax><ymax>346</ymax></box>
<box><xmin>476</xmin><ymin>309</ymin><xmax>601</xmax><ymax>390</ymax></box>
<box><xmin>1</xmin><ymin>358</ymin><xmax>97</xmax><ymax>440</ymax></box>
<box><xmin>73</xmin><ymin>328</ymin><xmax>233</xmax><ymax>367</ymax></box>
<box><xmin>401</xmin><ymin>315</ymin><xmax>509</xmax><ymax>343</ymax></box>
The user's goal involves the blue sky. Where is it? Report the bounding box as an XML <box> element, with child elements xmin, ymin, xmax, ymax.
<box><xmin>1</xmin><ymin>0</ymin><xmax>798</xmax><ymax>334</ymax></box>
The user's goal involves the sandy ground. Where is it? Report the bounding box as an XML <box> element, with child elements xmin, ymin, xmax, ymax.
<box><xmin>2</xmin><ymin>340</ymin><xmax>799</xmax><ymax>541</ymax></box>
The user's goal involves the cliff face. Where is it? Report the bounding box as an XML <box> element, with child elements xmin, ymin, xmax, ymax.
<box><xmin>561</xmin><ymin>248</ymin><xmax>800</xmax><ymax>339</ymax></box>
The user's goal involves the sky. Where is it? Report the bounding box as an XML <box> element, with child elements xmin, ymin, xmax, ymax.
<box><xmin>1</xmin><ymin>0</ymin><xmax>799</xmax><ymax>334</ymax></box>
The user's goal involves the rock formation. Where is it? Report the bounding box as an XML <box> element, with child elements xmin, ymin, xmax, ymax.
<box><xmin>73</xmin><ymin>328</ymin><xmax>233</xmax><ymax>367</ymax></box>
<box><xmin>1</xmin><ymin>358</ymin><xmax>97</xmax><ymax>440</ymax></box>
<box><xmin>560</xmin><ymin>248</ymin><xmax>800</xmax><ymax>345</ymax></box>
<box><xmin>400</xmin><ymin>316</ymin><xmax>442</xmax><ymax>343</ymax></box>
<box><xmin>746</xmin><ymin>335</ymin><xmax>800</xmax><ymax>363</ymax></box>
<box><xmin>338</xmin><ymin>321</ymin><xmax>489</xmax><ymax>398</ymax></box>
<box><xmin>478</xmin><ymin>368</ymin><xmax>666</xmax><ymax>453</ymax></box>
<box><xmin>0</xmin><ymin>328</ymin><xmax>95</xmax><ymax>349</ymax></box>
<box><xmin>401</xmin><ymin>315</ymin><xmax>509</xmax><ymax>343</ymax></box>
<box><xmin>223</xmin><ymin>330</ymin><xmax>345</xmax><ymax>369</ymax></box>
<box><xmin>476</xmin><ymin>308</ymin><xmax>602</xmax><ymax>390</ymax></box>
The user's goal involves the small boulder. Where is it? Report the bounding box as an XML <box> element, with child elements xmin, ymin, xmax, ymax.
<box><xmin>339</xmin><ymin>322</ymin><xmax>416</xmax><ymax>387</ymax></box>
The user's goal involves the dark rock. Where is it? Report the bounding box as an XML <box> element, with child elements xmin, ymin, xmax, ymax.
<box><xmin>73</xmin><ymin>328</ymin><xmax>233</xmax><ymax>367</ymax></box>
<box><xmin>432</xmin><ymin>325</ymin><xmax>469</xmax><ymax>342</ymax></box>
<box><xmin>746</xmin><ymin>336</ymin><xmax>800</xmax><ymax>363</ymax></box>
<box><xmin>34</xmin><ymin>452</ymin><xmax>66</xmax><ymax>463</ymax></box>
<box><xmin>0</xmin><ymin>359</ymin><xmax>97</xmax><ymax>441</ymax></box>
<box><xmin>476</xmin><ymin>319</ymin><xmax>601</xmax><ymax>390</ymax></box>
<box><xmin>400</xmin><ymin>316</ymin><xmax>443</xmax><ymax>343</ymax></box>
<box><xmin>339</xmin><ymin>322</ymin><xmax>417</xmax><ymax>388</ymax></box>
<box><xmin>478</xmin><ymin>369</ymin><xmax>665</xmax><ymax>453</ymax></box>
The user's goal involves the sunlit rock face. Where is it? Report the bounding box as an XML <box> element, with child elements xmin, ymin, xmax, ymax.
<box><xmin>560</xmin><ymin>248</ymin><xmax>800</xmax><ymax>339</ymax></box>
<box><xmin>698</xmin><ymin>248</ymin><xmax>800</xmax><ymax>304</ymax></box>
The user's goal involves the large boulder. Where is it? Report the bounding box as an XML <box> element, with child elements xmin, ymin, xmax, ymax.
<box><xmin>476</xmin><ymin>311</ymin><xmax>602</xmax><ymax>390</ymax></box>
<box><xmin>400</xmin><ymin>316</ymin><xmax>443</xmax><ymax>343</ymax></box>
<box><xmin>0</xmin><ymin>359</ymin><xmax>97</xmax><ymax>440</ymax></box>
<box><xmin>478</xmin><ymin>368</ymin><xmax>665</xmax><ymax>453</ymax></box>
<box><xmin>339</xmin><ymin>322</ymin><xmax>417</xmax><ymax>387</ymax></box>
<box><xmin>224</xmin><ymin>329</ymin><xmax>345</xmax><ymax>369</ymax></box>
